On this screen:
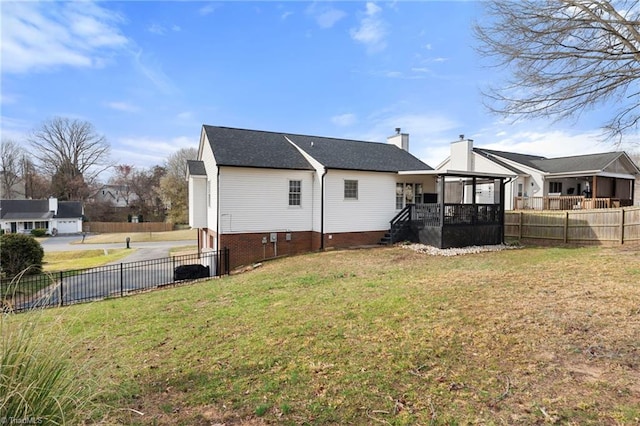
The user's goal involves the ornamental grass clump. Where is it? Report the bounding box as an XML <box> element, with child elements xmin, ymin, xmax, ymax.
<box><xmin>0</xmin><ymin>311</ymin><xmax>93</xmax><ymax>424</ymax></box>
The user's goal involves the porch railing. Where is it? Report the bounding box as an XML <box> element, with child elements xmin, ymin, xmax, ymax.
<box><xmin>513</xmin><ymin>196</ymin><xmax>630</xmax><ymax>211</ymax></box>
<box><xmin>413</xmin><ymin>203</ymin><xmax>502</xmax><ymax>227</ymax></box>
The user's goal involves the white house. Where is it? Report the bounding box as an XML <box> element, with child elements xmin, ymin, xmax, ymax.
<box><xmin>437</xmin><ymin>137</ymin><xmax>640</xmax><ymax>210</ymax></box>
<box><xmin>0</xmin><ymin>198</ymin><xmax>84</xmax><ymax>235</ymax></box>
<box><xmin>188</xmin><ymin>126</ymin><xmax>438</xmax><ymax>268</ymax></box>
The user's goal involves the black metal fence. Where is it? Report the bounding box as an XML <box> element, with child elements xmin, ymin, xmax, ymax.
<box><xmin>0</xmin><ymin>248</ymin><xmax>230</xmax><ymax>313</ymax></box>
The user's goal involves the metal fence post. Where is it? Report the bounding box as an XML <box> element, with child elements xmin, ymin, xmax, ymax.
<box><xmin>59</xmin><ymin>271</ymin><xmax>64</xmax><ymax>307</ymax></box>
<box><xmin>120</xmin><ymin>263</ymin><xmax>124</xmax><ymax>297</ymax></box>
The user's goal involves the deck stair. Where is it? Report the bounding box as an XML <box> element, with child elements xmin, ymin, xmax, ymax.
<box><xmin>379</xmin><ymin>204</ymin><xmax>414</xmax><ymax>245</ymax></box>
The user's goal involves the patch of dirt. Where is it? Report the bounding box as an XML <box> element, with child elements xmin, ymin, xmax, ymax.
<box><xmin>115</xmin><ymin>389</ymin><xmax>267</xmax><ymax>425</ymax></box>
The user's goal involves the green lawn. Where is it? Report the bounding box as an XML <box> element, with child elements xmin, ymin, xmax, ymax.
<box><xmin>43</xmin><ymin>249</ymin><xmax>133</xmax><ymax>272</ymax></box>
<box><xmin>78</xmin><ymin>228</ymin><xmax>197</xmax><ymax>244</ymax></box>
<box><xmin>4</xmin><ymin>245</ymin><xmax>640</xmax><ymax>425</ymax></box>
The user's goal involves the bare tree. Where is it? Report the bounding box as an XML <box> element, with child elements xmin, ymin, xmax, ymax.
<box><xmin>22</xmin><ymin>157</ymin><xmax>51</xmax><ymax>199</ymax></box>
<box><xmin>109</xmin><ymin>164</ymin><xmax>136</xmax><ymax>207</ymax></box>
<box><xmin>160</xmin><ymin>147</ymin><xmax>198</xmax><ymax>224</ymax></box>
<box><xmin>0</xmin><ymin>139</ymin><xmax>25</xmax><ymax>199</ymax></box>
<box><xmin>28</xmin><ymin>117</ymin><xmax>111</xmax><ymax>200</ymax></box>
<box><xmin>474</xmin><ymin>0</ymin><xmax>640</xmax><ymax>144</ymax></box>
<box><xmin>129</xmin><ymin>165</ymin><xmax>167</xmax><ymax>221</ymax></box>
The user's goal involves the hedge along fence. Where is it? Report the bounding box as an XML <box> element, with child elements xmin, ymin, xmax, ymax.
<box><xmin>505</xmin><ymin>207</ymin><xmax>640</xmax><ymax>245</ymax></box>
<box><xmin>82</xmin><ymin>222</ymin><xmax>174</xmax><ymax>233</ymax></box>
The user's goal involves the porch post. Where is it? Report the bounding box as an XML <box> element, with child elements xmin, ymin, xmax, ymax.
<box><xmin>499</xmin><ymin>178</ymin><xmax>505</xmax><ymax>244</ymax></box>
<box><xmin>439</xmin><ymin>176</ymin><xmax>445</xmax><ymax>226</ymax></box>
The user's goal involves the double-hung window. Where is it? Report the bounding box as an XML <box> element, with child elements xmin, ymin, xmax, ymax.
<box><xmin>289</xmin><ymin>180</ymin><xmax>301</xmax><ymax>206</ymax></box>
<box><xmin>344</xmin><ymin>180</ymin><xmax>358</xmax><ymax>200</ymax></box>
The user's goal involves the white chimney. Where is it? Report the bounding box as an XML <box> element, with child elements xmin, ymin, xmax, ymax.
<box><xmin>387</xmin><ymin>128</ymin><xmax>409</xmax><ymax>151</ymax></box>
<box><xmin>450</xmin><ymin>137</ymin><xmax>474</xmax><ymax>171</ymax></box>
<box><xmin>48</xmin><ymin>197</ymin><xmax>58</xmax><ymax>214</ymax></box>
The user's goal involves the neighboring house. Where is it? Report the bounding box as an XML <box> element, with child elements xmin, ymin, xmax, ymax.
<box><xmin>188</xmin><ymin>126</ymin><xmax>442</xmax><ymax>268</ymax></box>
<box><xmin>437</xmin><ymin>137</ymin><xmax>640</xmax><ymax>210</ymax></box>
<box><xmin>94</xmin><ymin>184</ymin><xmax>136</xmax><ymax>208</ymax></box>
<box><xmin>0</xmin><ymin>198</ymin><xmax>84</xmax><ymax>235</ymax></box>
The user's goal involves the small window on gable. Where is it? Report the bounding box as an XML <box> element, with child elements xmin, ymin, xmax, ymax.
<box><xmin>289</xmin><ymin>180</ymin><xmax>301</xmax><ymax>206</ymax></box>
<box><xmin>207</xmin><ymin>180</ymin><xmax>211</xmax><ymax>207</ymax></box>
<box><xmin>344</xmin><ymin>180</ymin><xmax>358</xmax><ymax>200</ymax></box>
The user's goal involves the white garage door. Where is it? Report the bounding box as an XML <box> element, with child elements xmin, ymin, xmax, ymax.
<box><xmin>56</xmin><ymin>220</ymin><xmax>78</xmax><ymax>234</ymax></box>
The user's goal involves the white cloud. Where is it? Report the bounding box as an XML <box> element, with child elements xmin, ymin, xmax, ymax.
<box><xmin>106</xmin><ymin>101</ymin><xmax>140</xmax><ymax>113</ymax></box>
<box><xmin>148</xmin><ymin>23</ymin><xmax>181</xmax><ymax>35</ymax></box>
<box><xmin>482</xmin><ymin>129</ymin><xmax>608</xmax><ymax>158</ymax></box>
<box><xmin>1</xmin><ymin>1</ymin><xmax>128</xmax><ymax>74</ymax></box>
<box><xmin>198</xmin><ymin>4</ymin><xmax>218</xmax><ymax>16</ymax></box>
<box><xmin>176</xmin><ymin>111</ymin><xmax>193</xmax><ymax>121</ymax></box>
<box><xmin>113</xmin><ymin>135</ymin><xmax>195</xmax><ymax>168</ymax></box>
<box><xmin>131</xmin><ymin>50</ymin><xmax>176</xmax><ymax>95</ymax></box>
<box><xmin>148</xmin><ymin>24</ymin><xmax>166</xmax><ymax>35</ymax></box>
<box><xmin>350</xmin><ymin>2</ymin><xmax>387</xmax><ymax>53</ymax></box>
<box><xmin>331</xmin><ymin>113</ymin><xmax>357</xmax><ymax>127</ymax></box>
<box><xmin>305</xmin><ymin>4</ymin><xmax>347</xmax><ymax>29</ymax></box>
<box><xmin>281</xmin><ymin>11</ymin><xmax>294</xmax><ymax>21</ymax></box>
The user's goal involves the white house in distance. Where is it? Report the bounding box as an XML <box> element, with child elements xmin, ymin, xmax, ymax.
<box><xmin>437</xmin><ymin>137</ymin><xmax>640</xmax><ymax>210</ymax></box>
<box><xmin>188</xmin><ymin>125</ymin><xmax>440</xmax><ymax>268</ymax></box>
<box><xmin>0</xmin><ymin>198</ymin><xmax>84</xmax><ymax>235</ymax></box>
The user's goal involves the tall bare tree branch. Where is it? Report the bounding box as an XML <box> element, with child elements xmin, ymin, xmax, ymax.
<box><xmin>474</xmin><ymin>0</ymin><xmax>640</xmax><ymax>145</ymax></box>
<box><xmin>28</xmin><ymin>117</ymin><xmax>112</xmax><ymax>200</ymax></box>
<box><xmin>0</xmin><ymin>139</ymin><xmax>25</xmax><ymax>199</ymax></box>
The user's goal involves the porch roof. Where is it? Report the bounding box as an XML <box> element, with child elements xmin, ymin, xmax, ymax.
<box><xmin>398</xmin><ymin>169</ymin><xmax>515</xmax><ymax>179</ymax></box>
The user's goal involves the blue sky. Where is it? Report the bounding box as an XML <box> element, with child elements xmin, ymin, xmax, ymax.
<box><xmin>1</xmin><ymin>1</ymin><xmax>636</xmax><ymax>178</ymax></box>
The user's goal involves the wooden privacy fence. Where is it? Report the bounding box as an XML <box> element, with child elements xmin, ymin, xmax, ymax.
<box><xmin>83</xmin><ymin>222</ymin><xmax>174</xmax><ymax>233</ymax></box>
<box><xmin>505</xmin><ymin>207</ymin><xmax>640</xmax><ymax>245</ymax></box>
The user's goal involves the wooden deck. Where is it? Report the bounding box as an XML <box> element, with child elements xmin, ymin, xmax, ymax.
<box><xmin>513</xmin><ymin>196</ymin><xmax>632</xmax><ymax>211</ymax></box>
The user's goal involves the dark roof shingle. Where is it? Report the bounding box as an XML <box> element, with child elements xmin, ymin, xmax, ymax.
<box><xmin>203</xmin><ymin>126</ymin><xmax>314</xmax><ymax>170</ymax></box>
<box><xmin>187</xmin><ymin>160</ymin><xmax>207</xmax><ymax>176</ymax></box>
<box><xmin>202</xmin><ymin>125</ymin><xmax>432</xmax><ymax>172</ymax></box>
<box><xmin>286</xmin><ymin>134</ymin><xmax>432</xmax><ymax>172</ymax></box>
<box><xmin>0</xmin><ymin>199</ymin><xmax>82</xmax><ymax>220</ymax></box>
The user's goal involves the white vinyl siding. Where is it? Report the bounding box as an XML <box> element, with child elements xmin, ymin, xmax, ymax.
<box><xmin>188</xmin><ymin>176</ymin><xmax>207</xmax><ymax>228</ymax></box>
<box><xmin>199</xmin><ymin>133</ymin><xmax>218</xmax><ymax>231</ymax></box>
<box><xmin>324</xmin><ymin>170</ymin><xmax>397</xmax><ymax>233</ymax></box>
<box><xmin>219</xmin><ymin>167</ymin><xmax>313</xmax><ymax>233</ymax></box>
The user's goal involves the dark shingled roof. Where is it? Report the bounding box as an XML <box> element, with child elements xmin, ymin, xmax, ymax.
<box><xmin>187</xmin><ymin>160</ymin><xmax>207</xmax><ymax>176</ymax></box>
<box><xmin>202</xmin><ymin>125</ymin><xmax>432</xmax><ymax>172</ymax></box>
<box><xmin>203</xmin><ymin>126</ymin><xmax>314</xmax><ymax>170</ymax></box>
<box><xmin>286</xmin><ymin>134</ymin><xmax>432</xmax><ymax>172</ymax></box>
<box><xmin>475</xmin><ymin>149</ymin><xmax>636</xmax><ymax>175</ymax></box>
<box><xmin>473</xmin><ymin>148</ymin><xmax>527</xmax><ymax>175</ymax></box>
<box><xmin>0</xmin><ymin>199</ymin><xmax>82</xmax><ymax>220</ymax></box>
<box><xmin>529</xmin><ymin>152</ymin><xmax>627</xmax><ymax>173</ymax></box>
<box><xmin>474</xmin><ymin>148</ymin><xmax>547</xmax><ymax>171</ymax></box>
<box><xmin>55</xmin><ymin>201</ymin><xmax>83</xmax><ymax>218</ymax></box>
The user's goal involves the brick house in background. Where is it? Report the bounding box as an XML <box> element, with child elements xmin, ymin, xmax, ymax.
<box><xmin>187</xmin><ymin>125</ymin><xmax>436</xmax><ymax>269</ymax></box>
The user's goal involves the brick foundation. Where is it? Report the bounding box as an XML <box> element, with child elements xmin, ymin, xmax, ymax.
<box><xmin>220</xmin><ymin>231</ymin><xmax>315</xmax><ymax>269</ymax></box>
<box><xmin>323</xmin><ymin>230</ymin><xmax>387</xmax><ymax>249</ymax></box>
<box><xmin>218</xmin><ymin>229</ymin><xmax>387</xmax><ymax>270</ymax></box>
